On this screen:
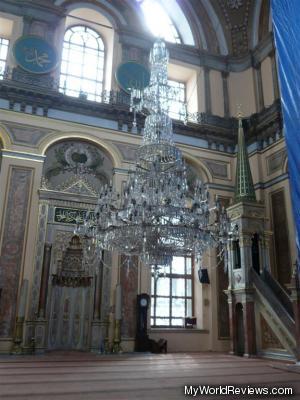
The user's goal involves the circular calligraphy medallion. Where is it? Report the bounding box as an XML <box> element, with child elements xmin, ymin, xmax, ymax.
<box><xmin>13</xmin><ymin>35</ymin><xmax>58</xmax><ymax>74</ymax></box>
<box><xmin>116</xmin><ymin>61</ymin><xmax>150</xmax><ymax>93</ymax></box>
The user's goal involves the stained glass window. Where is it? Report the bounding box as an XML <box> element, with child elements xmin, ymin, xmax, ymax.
<box><xmin>59</xmin><ymin>26</ymin><xmax>105</xmax><ymax>102</ymax></box>
<box><xmin>151</xmin><ymin>257</ymin><xmax>193</xmax><ymax>327</ymax></box>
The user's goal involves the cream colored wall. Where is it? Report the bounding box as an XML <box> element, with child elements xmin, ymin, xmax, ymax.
<box><xmin>228</xmin><ymin>69</ymin><xmax>256</xmax><ymax>116</ymax></box>
<box><xmin>210</xmin><ymin>69</ymin><xmax>224</xmax><ymax>117</ymax></box>
<box><xmin>149</xmin><ymin>329</ymin><xmax>210</xmax><ymax>352</ymax></box>
<box><xmin>261</xmin><ymin>57</ymin><xmax>275</xmax><ymax>107</ymax></box>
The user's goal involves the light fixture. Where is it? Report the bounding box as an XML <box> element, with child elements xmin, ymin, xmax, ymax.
<box><xmin>76</xmin><ymin>39</ymin><xmax>234</xmax><ymax>270</ymax></box>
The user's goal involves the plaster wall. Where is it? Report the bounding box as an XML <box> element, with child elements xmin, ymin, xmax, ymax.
<box><xmin>261</xmin><ymin>57</ymin><xmax>275</xmax><ymax>107</ymax></box>
<box><xmin>228</xmin><ymin>69</ymin><xmax>256</xmax><ymax>116</ymax></box>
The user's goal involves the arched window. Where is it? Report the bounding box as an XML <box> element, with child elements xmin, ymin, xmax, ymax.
<box><xmin>137</xmin><ymin>0</ymin><xmax>181</xmax><ymax>43</ymax></box>
<box><xmin>60</xmin><ymin>26</ymin><xmax>105</xmax><ymax>102</ymax></box>
<box><xmin>136</xmin><ymin>0</ymin><xmax>195</xmax><ymax>45</ymax></box>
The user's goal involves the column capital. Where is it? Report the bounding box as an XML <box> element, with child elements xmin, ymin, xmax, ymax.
<box><xmin>253</xmin><ymin>60</ymin><xmax>262</xmax><ymax>70</ymax></box>
<box><xmin>221</xmin><ymin>70</ymin><xmax>229</xmax><ymax>79</ymax></box>
<box><xmin>269</xmin><ymin>48</ymin><xmax>276</xmax><ymax>59</ymax></box>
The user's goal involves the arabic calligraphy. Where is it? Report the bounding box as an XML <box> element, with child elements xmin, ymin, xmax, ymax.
<box><xmin>23</xmin><ymin>47</ymin><xmax>51</xmax><ymax>67</ymax></box>
<box><xmin>13</xmin><ymin>36</ymin><xmax>58</xmax><ymax>74</ymax></box>
<box><xmin>54</xmin><ymin>207</ymin><xmax>94</xmax><ymax>225</ymax></box>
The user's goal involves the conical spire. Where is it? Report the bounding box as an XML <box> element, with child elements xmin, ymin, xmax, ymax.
<box><xmin>234</xmin><ymin>110</ymin><xmax>256</xmax><ymax>203</ymax></box>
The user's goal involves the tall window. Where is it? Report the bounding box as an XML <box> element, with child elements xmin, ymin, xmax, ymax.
<box><xmin>151</xmin><ymin>257</ymin><xmax>193</xmax><ymax>327</ymax></box>
<box><xmin>167</xmin><ymin>79</ymin><xmax>186</xmax><ymax>120</ymax></box>
<box><xmin>137</xmin><ymin>0</ymin><xmax>181</xmax><ymax>44</ymax></box>
<box><xmin>0</xmin><ymin>38</ymin><xmax>9</xmax><ymax>79</ymax></box>
<box><xmin>60</xmin><ymin>26</ymin><xmax>105</xmax><ymax>102</ymax></box>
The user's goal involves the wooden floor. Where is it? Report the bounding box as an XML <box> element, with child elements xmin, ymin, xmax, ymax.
<box><xmin>0</xmin><ymin>352</ymin><xmax>299</xmax><ymax>400</ymax></box>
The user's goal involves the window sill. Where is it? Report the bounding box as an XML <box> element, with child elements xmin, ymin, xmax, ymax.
<box><xmin>149</xmin><ymin>328</ymin><xmax>209</xmax><ymax>334</ymax></box>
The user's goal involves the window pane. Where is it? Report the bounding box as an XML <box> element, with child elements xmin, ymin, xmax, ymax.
<box><xmin>156</xmin><ymin>277</ymin><xmax>170</xmax><ymax>296</ymax></box>
<box><xmin>172</xmin><ymin>257</ymin><xmax>185</xmax><ymax>274</ymax></box>
<box><xmin>186</xmin><ymin>258</ymin><xmax>192</xmax><ymax>274</ymax></box>
<box><xmin>156</xmin><ymin>297</ymin><xmax>170</xmax><ymax>317</ymax></box>
<box><xmin>0</xmin><ymin>37</ymin><xmax>9</xmax><ymax>79</ymax></box>
<box><xmin>70</xmin><ymin>32</ymin><xmax>84</xmax><ymax>46</ymax></box>
<box><xmin>172</xmin><ymin>298</ymin><xmax>185</xmax><ymax>317</ymax></box>
<box><xmin>172</xmin><ymin>278</ymin><xmax>185</xmax><ymax>296</ymax></box>
<box><xmin>186</xmin><ymin>279</ymin><xmax>192</xmax><ymax>296</ymax></box>
<box><xmin>68</xmin><ymin>61</ymin><xmax>82</xmax><ymax>77</ymax></box>
<box><xmin>151</xmin><ymin>299</ymin><xmax>155</xmax><ymax>316</ymax></box>
<box><xmin>0</xmin><ymin>60</ymin><xmax>6</xmax><ymax>77</ymax></box>
<box><xmin>151</xmin><ymin>276</ymin><xmax>155</xmax><ymax>295</ymax></box>
<box><xmin>186</xmin><ymin>299</ymin><xmax>192</xmax><ymax>316</ymax></box>
<box><xmin>0</xmin><ymin>44</ymin><xmax>8</xmax><ymax>60</ymax></box>
<box><xmin>171</xmin><ymin>318</ymin><xmax>184</xmax><ymax>326</ymax></box>
<box><xmin>155</xmin><ymin>318</ymin><xmax>169</xmax><ymax>326</ymax></box>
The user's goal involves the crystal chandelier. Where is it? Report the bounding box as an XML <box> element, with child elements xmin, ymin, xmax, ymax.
<box><xmin>77</xmin><ymin>39</ymin><xmax>233</xmax><ymax>269</ymax></box>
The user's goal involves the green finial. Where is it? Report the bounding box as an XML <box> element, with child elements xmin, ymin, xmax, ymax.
<box><xmin>234</xmin><ymin>107</ymin><xmax>256</xmax><ymax>203</ymax></box>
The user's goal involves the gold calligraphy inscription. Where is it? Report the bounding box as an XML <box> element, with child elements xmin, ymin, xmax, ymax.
<box><xmin>54</xmin><ymin>207</ymin><xmax>94</xmax><ymax>224</ymax></box>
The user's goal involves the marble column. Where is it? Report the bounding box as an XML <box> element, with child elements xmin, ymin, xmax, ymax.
<box><xmin>253</xmin><ymin>62</ymin><xmax>264</xmax><ymax>112</ymax></box>
<box><xmin>38</xmin><ymin>243</ymin><xmax>52</xmax><ymax>318</ymax></box>
<box><xmin>290</xmin><ymin>268</ymin><xmax>300</xmax><ymax>361</ymax></box>
<box><xmin>225</xmin><ymin>290</ymin><xmax>236</xmax><ymax>355</ymax></box>
<box><xmin>221</xmin><ymin>71</ymin><xmax>230</xmax><ymax>117</ymax></box>
<box><xmin>239</xmin><ymin>235</ymin><xmax>253</xmax><ymax>287</ymax></box>
<box><xmin>12</xmin><ymin>279</ymin><xmax>29</xmax><ymax>353</ymax></box>
<box><xmin>93</xmin><ymin>255</ymin><xmax>104</xmax><ymax>320</ymax></box>
<box><xmin>261</xmin><ymin>233</ymin><xmax>272</xmax><ymax>272</ymax></box>
<box><xmin>242</xmin><ymin>296</ymin><xmax>256</xmax><ymax>356</ymax></box>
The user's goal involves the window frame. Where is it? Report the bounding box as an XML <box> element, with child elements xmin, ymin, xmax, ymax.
<box><xmin>59</xmin><ymin>24</ymin><xmax>106</xmax><ymax>102</ymax></box>
<box><xmin>151</xmin><ymin>256</ymin><xmax>194</xmax><ymax>328</ymax></box>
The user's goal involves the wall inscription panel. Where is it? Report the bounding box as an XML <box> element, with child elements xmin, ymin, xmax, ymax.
<box><xmin>0</xmin><ymin>168</ymin><xmax>32</xmax><ymax>337</ymax></box>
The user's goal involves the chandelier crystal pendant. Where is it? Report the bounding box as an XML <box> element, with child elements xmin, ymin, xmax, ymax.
<box><xmin>77</xmin><ymin>39</ymin><xmax>234</xmax><ymax>269</ymax></box>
